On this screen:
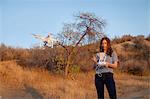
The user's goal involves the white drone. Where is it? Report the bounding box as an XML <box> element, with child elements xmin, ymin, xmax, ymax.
<box><xmin>32</xmin><ymin>33</ymin><xmax>59</xmax><ymax>48</ymax></box>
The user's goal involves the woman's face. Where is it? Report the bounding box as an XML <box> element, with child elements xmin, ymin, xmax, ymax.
<box><xmin>102</xmin><ymin>39</ymin><xmax>108</xmax><ymax>51</ymax></box>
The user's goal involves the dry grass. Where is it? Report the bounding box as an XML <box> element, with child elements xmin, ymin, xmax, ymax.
<box><xmin>115</xmin><ymin>71</ymin><xmax>150</xmax><ymax>96</ymax></box>
<box><xmin>0</xmin><ymin>61</ymin><xmax>149</xmax><ymax>99</ymax></box>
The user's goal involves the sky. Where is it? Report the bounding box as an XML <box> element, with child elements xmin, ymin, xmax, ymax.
<box><xmin>0</xmin><ymin>0</ymin><xmax>149</xmax><ymax>48</ymax></box>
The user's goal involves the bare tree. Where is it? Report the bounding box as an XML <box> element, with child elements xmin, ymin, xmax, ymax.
<box><xmin>58</xmin><ymin>12</ymin><xmax>106</xmax><ymax>76</ymax></box>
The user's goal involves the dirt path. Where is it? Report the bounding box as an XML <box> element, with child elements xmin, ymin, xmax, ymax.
<box><xmin>0</xmin><ymin>84</ymin><xmax>44</xmax><ymax>99</ymax></box>
<box><xmin>1</xmin><ymin>86</ymin><xmax>150</xmax><ymax>99</ymax></box>
<box><xmin>0</xmin><ymin>78</ymin><xmax>149</xmax><ymax>99</ymax></box>
<box><xmin>118</xmin><ymin>88</ymin><xmax>150</xmax><ymax>99</ymax></box>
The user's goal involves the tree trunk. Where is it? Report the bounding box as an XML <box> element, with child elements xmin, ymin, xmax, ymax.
<box><xmin>65</xmin><ymin>54</ymin><xmax>72</xmax><ymax>76</ymax></box>
<box><xmin>65</xmin><ymin>33</ymin><xmax>87</xmax><ymax>77</ymax></box>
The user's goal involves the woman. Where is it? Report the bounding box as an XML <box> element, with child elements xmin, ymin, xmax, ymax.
<box><xmin>92</xmin><ymin>37</ymin><xmax>118</xmax><ymax>99</ymax></box>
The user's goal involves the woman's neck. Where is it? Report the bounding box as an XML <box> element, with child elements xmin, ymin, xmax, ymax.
<box><xmin>104</xmin><ymin>49</ymin><xmax>107</xmax><ymax>53</ymax></box>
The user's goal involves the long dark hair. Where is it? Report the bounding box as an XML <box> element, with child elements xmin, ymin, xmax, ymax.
<box><xmin>99</xmin><ymin>37</ymin><xmax>113</xmax><ymax>57</ymax></box>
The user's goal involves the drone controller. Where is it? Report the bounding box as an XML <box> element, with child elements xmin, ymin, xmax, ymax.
<box><xmin>98</xmin><ymin>61</ymin><xmax>106</xmax><ymax>66</ymax></box>
<box><xmin>97</xmin><ymin>52</ymin><xmax>106</xmax><ymax>67</ymax></box>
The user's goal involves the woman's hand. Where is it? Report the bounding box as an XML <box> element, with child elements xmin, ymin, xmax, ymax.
<box><xmin>105</xmin><ymin>62</ymin><xmax>118</xmax><ymax>68</ymax></box>
<box><xmin>91</xmin><ymin>56</ymin><xmax>97</xmax><ymax>63</ymax></box>
<box><xmin>105</xmin><ymin>62</ymin><xmax>109</xmax><ymax>68</ymax></box>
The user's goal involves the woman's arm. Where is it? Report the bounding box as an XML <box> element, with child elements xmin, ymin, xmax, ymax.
<box><xmin>91</xmin><ymin>55</ymin><xmax>98</xmax><ymax>69</ymax></box>
<box><xmin>106</xmin><ymin>61</ymin><xmax>118</xmax><ymax>68</ymax></box>
<box><xmin>91</xmin><ymin>55</ymin><xmax>98</xmax><ymax>64</ymax></box>
<box><xmin>106</xmin><ymin>51</ymin><xmax>118</xmax><ymax>68</ymax></box>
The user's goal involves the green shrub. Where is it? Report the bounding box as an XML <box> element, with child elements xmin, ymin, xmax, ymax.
<box><xmin>70</xmin><ymin>65</ymin><xmax>80</xmax><ymax>74</ymax></box>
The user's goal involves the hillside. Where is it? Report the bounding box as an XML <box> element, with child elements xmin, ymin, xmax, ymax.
<box><xmin>0</xmin><ymin>35</ymin><xmax>150</xmax><ymax>99</ymax></box>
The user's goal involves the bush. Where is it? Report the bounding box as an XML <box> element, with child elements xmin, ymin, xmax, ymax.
<box><xmin>112</xmin><ymin>35</ymin><xmax>134</xmax><ymax>44</ymax></box>
<box><xmin>122</xmin><ymin>43</ymin><xmax>133</xmax><ymax>51</ymax></box>
<box><xmin>145</xmin><ymin>34</ymin><xmax>150</xmax><ymax>41</ymax></box>
<box><xmin>50</xmin><ymin>55</ymin><xmax>66</xmax><ymax>74</ymax></box>
<box><xmin>69</xmin><ymin>65</ymin><xmax>80</xmax><ymax>74</ymax></box>
<box><xmin>121</xmin><ymin>59</ymin><xmax>148</xmax><ymax>76</ymax></box>
<box><xmin>127</xmin><ymin>65</ymin><xmax>145</xmax><ymax>76</ymax></box>
<box><xmin>17</xmin><ymin>47</ymin><xmax>67</xmax><ymax>74</ymax></box>
<box><xmin>0</xmin><ymin>44</ymin><xmax>29</xmax><ymax>61</ymax></box>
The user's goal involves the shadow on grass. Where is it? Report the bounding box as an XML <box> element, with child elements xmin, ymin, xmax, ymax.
<box><xmin>24</xmin><ymin>84</ymin><xmax>43</xmax><ymax>99</ymax></box>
